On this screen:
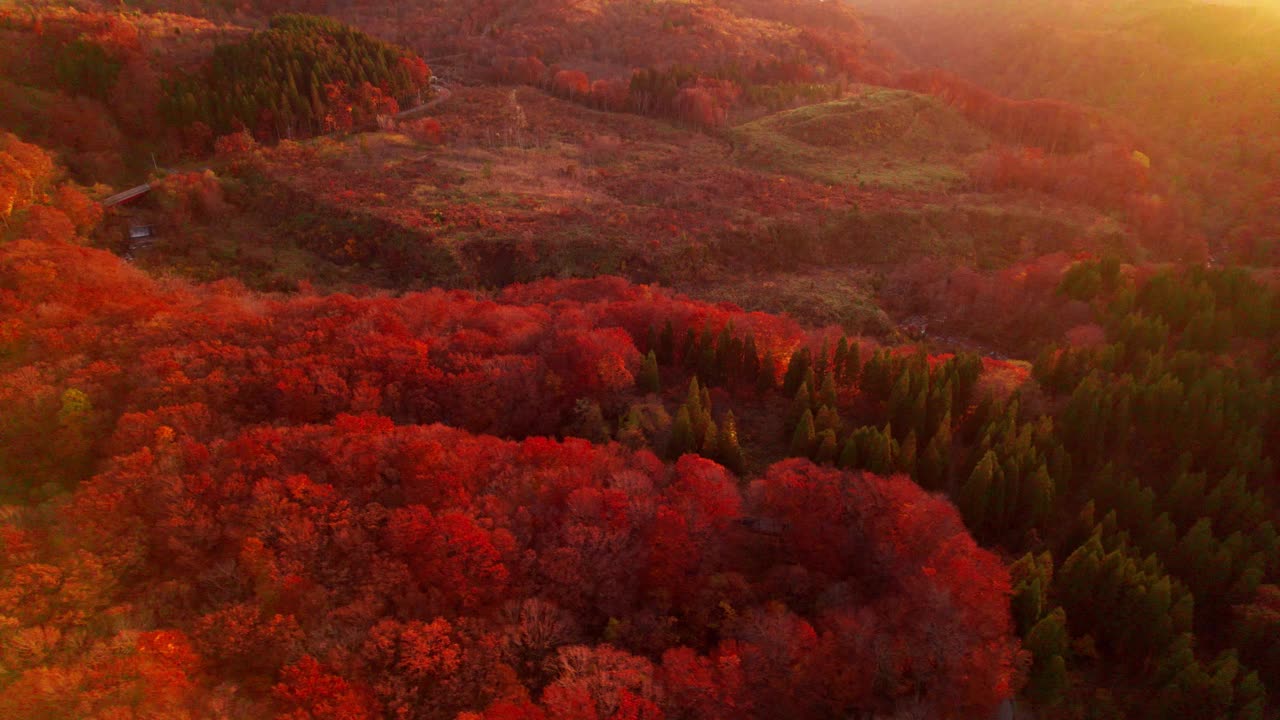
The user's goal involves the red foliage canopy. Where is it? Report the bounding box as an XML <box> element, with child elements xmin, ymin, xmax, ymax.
<box><xmin>0</xmin><ymin>240</ymin><xmax>1021</xmax><ymax>718</ymax></box>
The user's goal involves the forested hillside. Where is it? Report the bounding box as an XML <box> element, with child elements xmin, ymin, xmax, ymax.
<box><xmin>162</xmin><ymin>14</ymin><xmax>432</xmax><ymax>139</ymax></box>
<box><xmin>0</xmin><ymin>177</ymin><xmax>1022</xmax><ymax>717</ymax></box>
<box><xmin>1</xmin><ymin>1</ymin><xmax>1278</xmax><ymax>719</ymax></box>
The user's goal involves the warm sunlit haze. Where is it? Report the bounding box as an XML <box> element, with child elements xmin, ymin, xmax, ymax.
<box><xmin>0</xmin><ymin>1</ymin><xmax>1276</xmax><ymax>719</ymax></box>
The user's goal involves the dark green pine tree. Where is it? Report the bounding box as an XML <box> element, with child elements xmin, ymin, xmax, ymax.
<box><xmin>897</xmin><ymin>431</ymin><xmax>918</xmax><ymax>476</ymax></box>
<box><xmin>700</xmin><ymin>419</ymin><xmax>719</xmax><ymax>458</ymax></box>
<box><xmin>685</xmin><ymin>378</ymin><xmax>714</xmax><ymax>443</ymax></box>
<box><xmin>960</xmin><ymin>450</ymin><xmax>999</xmax><ymax>533</ymax></box>
<box><xmin>888</xmin><ymin>370</ymin><xmax>914</xmax><ymax>439</ymax></box>
<box><xmin>786</xmin><ymin>382</ymin><xmax>812</xmax><ymax>434</ymax></box>
<box><xmin>1011</xmin><ymin>549</ymin><xmax>1051</xmax><ymax>588</ymax></box>
<box><xmin>861</xmin><ymin>349</ymin><xmax>893</xmax><ymax>402</ymax></box>
<box><xmin>658</xmin><ymin>320</ymin><xmax>676</xmax><ymax>364</ymax></box>
<box><xmin>1058</xmin><ymin>533</ymin><xmax>1105</xmax><ymax>627</ymax></box>
<box><xmin>756</xmin><ymin>354</ymin><xmax>777</xmax><ymax>394</ymax></box>
<box><xmin>1029</xmin><ymin>656</ymin><xmax>1069</xmax><ymax>707</ymax></box>
<box><xmin>742</xmin><ymin>334</ymin><xmax>761</xmax><ymax>384</ymax></box>
<box><xmin>837</xmin><ymin>434</ymin><xmax>859</xmax><ymax>470</ymax></box>
<box><xmin>714</xmin><ymin>325</ymin><xmax>737</xmax><ymax>382</ymax></box>
<box><xmin>918</xmin><ymin>410</ymin><xmax>951</xmax><ymax>491</ymax></box>
<box><xmin>814</xmin><ymin>405</ymin><xmax>841</xmax><ymax>436</ymax></box>
<box><xmin>724</xmin><ymin>335</ymin><xmax>745</xmax><ymax>384</ymax></box>
<box><xmin>309</xmin><ymin>71</ymin><xmax>325</xmax><ymax>122</ymax></box>
<box><xmin>802</xmin><ymin>367</ymin><xmax>817</xmax><ymax>407</ymax></box>
<box><xmin>685</xmin><ymin>377</ymin><xmax>704</xmax><ymax>421</ymax></box>
<box><xmin>681</xmin><ymin>328</ymin><xmax>699</xmax><ymax>371</ymax></box>
<box><xmin>833</xmin><ymin>336</ymin><xmax>849</xmax><ymax>383</ymax></box>
<box><xmin>1233</xmin><ymin>669</ymin><xmax>1267</xmax><ymax>720</ymax></box>
<box><xmin>842</xmin><ymin>340</ymin><xmax>861</xmax><ymax>386</ymax></box>
<box><xmin>858</xmin><ymin>424</ymin><xmax>896</xmax><ymax>476</ymax></box>
<box><xmin>1141</xmin><ymin>576</ymin><xmax>1176</xmax><ymax>655</ymax></box>
<box><xmin>1027</xmin><ymin>464</ymin><xmax>1055</xmax><ymax>528</ymax></box>
<box><xmin>1025</xmin><ymin>606</ymin><xmax>1071</xmax><ymax>706</ymax></box>
<box><xmin>1148</xmin><ymin>512</ymin><xmax>1179</xmax><ymax>558</ymax></box>
<box><xmin>908</xmin><ymin>385</ymin><xmax>928</xmax><ymax>439</ymax></box>
<box><xmin>1011</xmin><ymin>575</ymin><xmax>1045</xmax><ymax>636</ymax></box>
<box><xmin>717</xmin><ymin>410</ymin><xmax>746</xmax><ymax>474</ymax></box>
<box><xmin>1025</xmin><ymin>607</ymin><xmax>1069</xmax><ymax>667</ymax></box>
<box><xmin>697</xmin><ymin>326</ymin><xmax>718</xmax><ymax>383</ymax></box>
<box><xmin>989</xmin><ymin>456</ymin><xmax>1013</xmax><ymax>536</ymax></box>
<box><xmin>790</xmin><ymin>409</ymin><xmax>816</xmax><ymax>458</ymax></box>
<box><xmin>819</xmin><ymin>372</ymin><xmax>838</xmax><ymax>409</ymax></box>
<box><xmin>667</xmin><ymin>406</ymin><xmax>696</xmax><ymax>460</ymax></box>
<box><xmin>638</xmin><ymin>350</ymin><xmax>661</xmax><ymax>394</ymax></box>
<box><xmin>815</xmin><ymin>429</ymin><xmax>839</xmax><ymax>464</ymax></box>
<box><xmin>783</xmin><ymin>347</ymin><xmax>811</xmax><ymax>395</ymax></box>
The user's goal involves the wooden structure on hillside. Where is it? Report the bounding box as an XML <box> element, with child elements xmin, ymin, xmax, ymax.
<box><xmin>102</xmin><ymin>183</ymin><xmax>153</xmax><ymax>207</ymax></box>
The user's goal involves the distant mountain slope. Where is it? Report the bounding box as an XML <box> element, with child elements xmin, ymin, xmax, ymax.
<box><xmin>131</xmin><ymin>0</ymin><xmax>874</xmax><ymax>82</ymax></box>
<box><xmin>855</xmin><ymin>0</ymin><xmax>1280</xmax><ymax>246</ymax></box>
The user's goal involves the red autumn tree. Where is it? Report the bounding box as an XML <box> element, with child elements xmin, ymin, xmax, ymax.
<box><xmin>387</xmin><ymin>506</ymin><xmax>515</xmax><ymax>613</ymax></box>
<box><xmin>20</xmin><ymin>205</ymin><xmax>77</xmax><ymax>243</ymax></box>
<box><xmin>53</xmin><ymin>184</ymin><xmax>102</xmax><ymax>233</ymax></box>
<box><xmin>553</xmin><ymin>70</ymin><xmax>591</xmax><ymax>99</ymax></box>
<box><xmin>274</xmin><ymin>656</ymin><xmax>378</xmax><ymax>720</ymax></box>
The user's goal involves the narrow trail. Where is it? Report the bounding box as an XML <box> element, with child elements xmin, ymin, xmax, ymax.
<box><xmin>393</xmin><ymin>84</ymin><xmax>453</xmax><ymax>120</ymax></box>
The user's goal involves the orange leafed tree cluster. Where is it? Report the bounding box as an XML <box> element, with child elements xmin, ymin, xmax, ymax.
<box><xmin>321</xmin><ymin>81</ymin><xmax>402</xmax><ymax>134</ymax></box>
<box><xmin>552</xmin><ymin>69</ymin><xmax>591</xmax><ymax>99</ymax></box>
<box><xmin>971</xmin><ymin>145</ymin><xmax>1150</xmax><ymax>210</ymax></box>
<box><xmin>0</xmin><ymin>131</ymin><xmax>99</xmax><ymax>241</ymax></box>
<box><xmin>883</xmin><ymin>253</ymin><xmax>1096</xmax><ymax>350</ymax></box>
<box><xmin>0</xmin><ymin>5</ymin><xmax>186</xmax><ymax>179</ymax></box>
<box><xmin>0</xmin><ymin>233</ymin><xmax>1022</xmax><ymax>719</ymax></box>
<box><xmin>897</xmin><ymin>69</ymin><xmax>1115</xmax><ymax>154</ymax></box>
<box><xmin>968</xmin><ymin>144</ymin><xmax>1198</xmax><ymax>255</ymax></box>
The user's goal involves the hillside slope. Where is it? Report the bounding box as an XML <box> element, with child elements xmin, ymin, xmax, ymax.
<box><xmin>856</xmin><ymin>0</ymin><xmax>1280</xmax><ymax>247</ymax></box>
<box><xmin>132</xmin><ymin>0</ymin><xmax>874</xmax><ymax>82</ymax></box>
<box><xmin>2</xmin><ymin>6</ymin><xmax>1279</xmax><ymax>718</ymax></box>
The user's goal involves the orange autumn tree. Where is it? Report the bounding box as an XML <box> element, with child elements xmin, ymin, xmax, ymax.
<box><xmin>0</xmin><ymin>132</ymin><xmax>100</xmax><ymax>243</ymax></box>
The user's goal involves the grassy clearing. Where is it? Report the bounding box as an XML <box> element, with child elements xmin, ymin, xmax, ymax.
<box><xmin>728</xmin><ymin>87</ymin><xmax>988</xmax><ymax>191</ymax></box>
<box><xmin>683</xmin><ymin>268</ymin><xmax>897</xmax><ymax>337</ymax></box>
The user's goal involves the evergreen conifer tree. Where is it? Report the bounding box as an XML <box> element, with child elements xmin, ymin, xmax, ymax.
<box><xmin>638</xmin><ymin>350</ymin><xmax>661</xmax><ymax>394</ymax></box>
<box><xmin>815</xmin><ymin>429</ymin><xmax>839</xmax><ymax>464</ymax></box>
<box><xmin>790</xmin><ymin>409</ymin><xmax>816</xmax><ymax>458</ymax></box>
<box><xmin>717</xmin><ymin>410</ymin><xmax>746</xmax><ymax>474</ymax></box>
<box><xmin>667</xmin><ymin>406</ymin><xmax>696</xmax><ymax>460</ymax></box>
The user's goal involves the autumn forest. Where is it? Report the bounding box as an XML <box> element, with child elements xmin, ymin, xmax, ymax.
<box><xmin>0</xmin><ymin>1</ymin><xmax>1278</xmax><ymax>719</ymax></box>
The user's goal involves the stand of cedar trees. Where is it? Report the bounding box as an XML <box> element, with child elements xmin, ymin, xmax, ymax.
<box><xmin>162</xmin><ymin>14</ymin><xmax>433</xmax><ymax>141</ymax></box>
